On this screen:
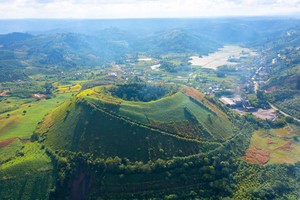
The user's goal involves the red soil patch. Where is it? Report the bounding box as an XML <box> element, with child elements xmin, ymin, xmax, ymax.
<box><xmin>277</xmin><ymin>141</ymin><xmax>293</xmax><ymax>151</ymax></box>
<box><xmin>181</xmin><ymin>85</ymin><xmax>227</xmax><ymax>119</ymax></box>
<box><xmin>181</xmin><ymin>85</ymin><xmax>204</xmax><ymax>102</ymax></box>
<box><xmin>0</xmin><ymin>90</ymin><xmax>10</xmax><ymax>97</ymax></box>
<box><xmin>0</xmin><ymin>138</ymin><xmax>16</xmax><ymax>148</ymax></box>
<box><xmin>243</xmin><ymin>146</ymin><xmax>270</xmax><ymax>165</ymax></box>
<box><xmin>267</xmin><ymin>139</ymin><xmax>273</xmax><ymax>144</ymax></box>
<box><xmin>265</xmin><ymin>86</ymin><xmax>278</xmax><ymax>93</ymax></box>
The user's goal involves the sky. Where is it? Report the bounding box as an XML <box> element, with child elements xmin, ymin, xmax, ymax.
<box><xmin>0</xmin><ymin>0</ymin><xmax>299</xmax><ymax>19</ymax></box>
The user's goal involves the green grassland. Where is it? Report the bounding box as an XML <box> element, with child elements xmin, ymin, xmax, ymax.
<box><xmin>56</xmin><ymin>83</ymin><xmax>82</xmax><ymax>94</ymax></box>
<box><xmin>0</xmin><ymin>93</ymin><xmax>72</xmax><ymax>140</ymax></box>
<box><xmin>0</xmin><ymin>97</ymin><xmax>31</xmax><ymax>114</ymax></box>
<box><xmin>0</xmin><ymin>90</ymin><xmax>73</xmax><ymax>200</ymax></box>
<box><xmin>40</xmin><ymin>97</ymin><xmax>218</xmax><ymax>161</ymax></box>
<box><xmin>0</xmin><ymin>138</ymin><xmax>23</xmax><ymax>164</ymax></box>
<box><xmin>0</xmin><ymin>142</ymin><xmax>54</xmax><ymax>200</ymax></box>
<box><xmin>118</xmin><ymin>91</ymin><xmax>233</xmax><ymax>141</ymax></box>
<box><xmin>0</xmin><ymin>142</ymin><xmax>52</xmax><ymax>177</ymax></box>
<box><xmin>245</xmin><ymin>125</ymin><xmax>300</xmax><ymax>164</ymax></box>
<box><xmin>0</xmin><ymin>92</ymin><xmax>73</xmax><ymax>188</ymax></box>
<box><xmin>86</xmin><ymin>84</ymin><xmax>234</xmax><ymax>142</ymax></box>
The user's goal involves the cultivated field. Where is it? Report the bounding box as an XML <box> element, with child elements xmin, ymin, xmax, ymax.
<box><xmin>0</xmin><ymin>93</ymin><xmax>72</xmax><ymax>140</ymax></box>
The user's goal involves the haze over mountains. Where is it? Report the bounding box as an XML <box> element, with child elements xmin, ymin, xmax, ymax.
<box><xmin>1</xmin><ymin>18</ymin><xmax>300</xmax><ymax>82</ymax></box>
<box><xmin>1</xmin><ymin>17</ymin><xmax>300</xmax><ymax>199</ymax></box>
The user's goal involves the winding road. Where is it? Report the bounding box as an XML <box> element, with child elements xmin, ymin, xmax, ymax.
<box><xmin>269</xmin><ymin>102</ymin><xmax>300</xmax><ymax>123</ymax></box>
<box><xmin>253</xmin><ymin>71</ymin><xmax>300</xmax><ymax>123</ymax></box>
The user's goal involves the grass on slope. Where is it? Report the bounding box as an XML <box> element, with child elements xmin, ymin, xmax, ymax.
<box><xmin>0</xmin><ymin>97</ymin><xmax>29</xmax><ymax>114</ymax></box>
<box><xmin>117</xmin><ymin>91</ymin><xmax>233</xmax><ymax>141</ymax></box>
<box><xmin>0</xmin><ymin>138</ymin><xmax>23</xmax><ymax>164</ymax></box>
<box><xmin>82</xmin><ymin>85</ymin><xmax>234</xmax><ymax>141</ymax></box>
<box><xmin>0</xmin><ymin>142</ymin><xmax>52</xmax><ymax>178</ymax></box>
<box><xmin>0</xmin><ymin>93</ymin><xmax>72</xmax><ymax>140</ymax></box>
<box><xmin>40</xmin><ymin>97</ymin><xmax>219</xmax><ymax>161</ymax></box>
<box><xmin>0</xmin><ymin>142</ymin><xmax>54</xmax><ymax>200</ymax></box>
<box><xmin>56</xmin><ymin>83</ymin><xmax>82</xmax><ymax>94</ymax></box>
<box><xmin>119</xmin><ymin>92</ymin><xmax>189</xmax><ymax>123</ymax></box>
<box><xmin>244</xmin><ymin>125</ymin><xmax>300</xmax><ymax>165</ymax></box>
<box><xmin>273</xmin><ymin>95</ymin><xmax>300</xmax><ymax>119</ymax></box>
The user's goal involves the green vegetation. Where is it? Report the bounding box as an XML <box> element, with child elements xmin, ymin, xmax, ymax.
<box><xmin>0</xmin><ymin>138</ymin><xmax>23</xmax><ymax>164</ymax></box>
<box><xmin>0</xmin><ymin>93</ymin><xmax>72</xmax><ymax>140</ymax></box>
<box><xmin>39</xmin><ymin>86</ymin><xmax>224</xmax><ymax>161</ymax></box>
<box><xmin>247</xmin><ymin>90</ymin><xmax>269</xmax><ymax>108</ymax></box>
<box><xmin>84</xmin><ymin>84</ymin><xmax>234</xmax><ymax>141</ymax></box>
<box><xmin>262</xmin><ymin>48</ymin><xmax>300</xmax><ymax>119</ymax></box>
<box><xmin>0</xmin><ymin>142</ymin><xmax>54</xmax><ymax>200</ymax></box>
<box><xmin>109</xmin><ymin>83</ymin><xmax>178</xmax><ymax>102</ymax></box>
<box><xmin>233</xmin><ymin>162</ymin><xmax>300</xmax><ymax>199</ymax></box>
<box><xmin>0</xmin><ymin>142</ymin><xmax>52</xmax><ymax>176</ymax></box>
<box><xmin>1</xmin><ymin>19</ymin><xmax>300</xmax><ymax>199</ymax></box>
<box><xmin>268</xmin><ymin>89</ymin><xmax>300</xmax><ymax>119</ymax></box>
<box><xmin>244</xmin><ymin>126</ymin><xmax>300</xmax><ymax>165</ymax></box>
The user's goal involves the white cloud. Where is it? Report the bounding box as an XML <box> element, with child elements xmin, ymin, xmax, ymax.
<box><xmin>0</xmin><ymin>0</ymin><xmax>299</xmax><ymax>18</ymax></box>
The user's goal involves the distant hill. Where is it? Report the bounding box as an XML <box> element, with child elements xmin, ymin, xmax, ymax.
<box><xmin>261</xmin><ymin>30</ymin><xmax>300</xmax><ymax>119</ymax></box>
<box><xmin>145</xmin><ymin>29</ymin><xmax>221</xmax><ymax>55</ymax></box>
<box><xmin>0</xmin><ymin>32</ymin><xmax>132</xmax><ymax>82</ymax></box>
<box><xmin>0</xmin><ymin>32</ymin><xmax>32</xmax><ymax>46</ymax></box>
<box><xmin>0</xmin><ymin>33</ymin><xmax>32</xmax><ymax>81</ymax></box>
<box><xmin>1</xmin><ymin>18</ymin><xmax>300</xmax><ymax>82</ymax></box>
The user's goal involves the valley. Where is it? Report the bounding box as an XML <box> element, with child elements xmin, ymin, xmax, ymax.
<box><xmin>0</xmin><ymin>18</ymin><xmax>299</xmax><ymax>199</ymax></box>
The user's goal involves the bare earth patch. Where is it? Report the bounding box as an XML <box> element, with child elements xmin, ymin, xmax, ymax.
<box><xmin>245</xmin><ymin>128</ymin><xmax>300</xmax><ymax>164</ymax></box>
<box><xmin>243</xmin><ymin>146</ymin><xmax>270</xmax><ymax>165</ymax></box>
<box><xmin>0</xmin><ymin>90</ymin><xmax>10</xmax><ymax>97</ymax></box>
<box><xmin>182</xmin><ymin>85</ymin><xmax>205</xmax><ymax>101</ymax></box>
<box><xmin>277</xmin><ymin>141</ymin><xmax>293</xmax><ymax>151</ymax></box>
<box><xmin>267</xmin><ymin>138</ymin><xmax>273</xmax><ymax>144</ymax></box>
<box><xmin>32</xmin><ymin>94</ymin><xmax>46</xmax><ymax>99</ymax></box>
<box><xmin>265</xmin><ymin>86</ymin><xmax>279</xmax><ymax>93</ymax></box>
<box><xmin>252</xmin><ymin>108</ymin><xmax>277</xmax><ymax>120</ymax></box>
<box><xmin>0</xmin><ymin>138</ymin><xmax>16</xmax><ymax>148</ymax></box>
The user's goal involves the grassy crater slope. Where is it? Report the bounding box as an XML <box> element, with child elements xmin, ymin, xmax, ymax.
<box><xmin>38</xmin><ymin>83</ymin><xmax>234</xmax><ymax>161</ymax></box>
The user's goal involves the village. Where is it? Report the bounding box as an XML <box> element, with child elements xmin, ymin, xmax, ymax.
<box><xmin>96</xmin><ymin>45</ymin><xmax>281</xmax><ymax>121</ymax></box>
<box><xmin>0</xmin><ymin>44</ymin><xmax>289</xmax><ymax>122</ymax></box>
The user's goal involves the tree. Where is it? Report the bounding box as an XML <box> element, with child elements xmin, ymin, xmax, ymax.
<box><xmin>208</xmin><ymin>114</ymin><xmax>212</xmax><ymax>124</ymax></box>
<box><xmin>160</xmin><ymin>61</ymin><xmax>177</xmax><ymax>73</ymax></box>
<box><xmin>217</xmin><ymin>71</ymin><xmax>226</xmax><ymax>78</ymax></box>
<box><xmin>164</xmin><ymin>194</ymin><xmax>178</xmax><ymax>200</ymax></box>
<box><xmin>44</xmin><ymin>82</ymin><xmax>53</xmax><ymax>95</ymax></box>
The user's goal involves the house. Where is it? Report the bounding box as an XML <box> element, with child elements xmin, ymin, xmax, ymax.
<box><xmin>219</xmin><ymin>96</ymin><xmax>243</xmax><ymax>107</ymax></box>
<box><xmin>219</xmin><ymin>97</ymin><xmax>236</xmax><ymax>107</ymax></box>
